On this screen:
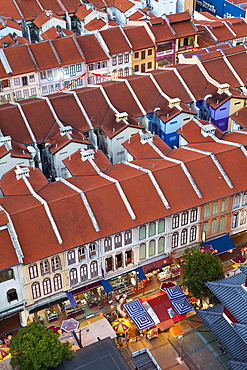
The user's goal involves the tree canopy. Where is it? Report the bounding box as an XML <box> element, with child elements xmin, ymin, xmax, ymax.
<box><xmin>10</xmin><ymin>322</ymin><xmax>74</xmax><ymax>370</ymax></box>
<box><xmin>181</xmin><ymin>249</ymin><xmax>225</xmax><ymax>300</ymax></box>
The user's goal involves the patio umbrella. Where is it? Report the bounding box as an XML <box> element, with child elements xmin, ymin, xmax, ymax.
<box><xmin>45</xmin><ymin>326</ymin><xmax>62</xmax><ymax>335</ymax></box>
<box><xmin>0</xmin><ymin>345</ymin><xmax>11</xmax><ymax>360</ymax></box>
<box><xmin>231</xmin><ymin>255</ymin><xmax>246</xmax><ymax>264</ymax></box>
<box><xmin>111</xmin><ymin>318</ymin><xmax>130</xmax><ymax>334</ymax></box>
<box><xmin>61</xmin><ymin>318</ymin><xmax>79</xmax><ymax>333</ymax></box>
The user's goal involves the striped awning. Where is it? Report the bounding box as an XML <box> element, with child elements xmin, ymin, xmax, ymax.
<box><xmin>123</xmin><ymin>299</ymin><xmax>157</xmax><ymax>331</ymax></box>
<box><xmin>162</xmin><ymin>284</ymin><xmax>185</xmax><ymax>301</ymax></box>
<box><xmin>171</xmin><ymin>297</ymin><xmax>194</xmax><ymax>315</ymax></box>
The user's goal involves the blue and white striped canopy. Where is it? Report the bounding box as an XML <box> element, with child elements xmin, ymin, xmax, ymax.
<box><xmin>162</xmin><ymin>285</ymin><xmax>185</xmax><ymax>301</ymax></box>
<box><xmin>171</xmin><ymin>297</ymin><xmax>194</xmax><ymax>315</ymax></box>
<box><xmin>123</xmin><ymin>299</ymin><xmax>156</xmax><ymax>331</ymax></box>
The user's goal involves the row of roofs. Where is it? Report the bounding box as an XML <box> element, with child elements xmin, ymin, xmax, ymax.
<box><xmin>2</xmin><ymin>125</ymin><xmax>247</xmax><ymax>269</ymax></box>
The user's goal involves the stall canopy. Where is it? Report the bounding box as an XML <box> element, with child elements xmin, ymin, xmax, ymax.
<box><xmin>123</xmin><ymin>300</ymin><xmax>156</xmax><ymax>331</ymax></box>
<box><xmin>135</xmin><ymin>267</ymin><xmax>146</xmax><ymax>280</ymax></box>
<box><xmin>202</xmin><ymin>234</ymin><xmax>236</xmax><ymax>255</ymax></box>
<box><xmin>100</xmin><ymin>279</ymin><xmax>113</xmax><ymax>293</ymax></box>
<box><xmin>171</xmin><ymin>297</ymin><xmax>194</xmax><ymax>315</ymax></box>
<box><xmin>161</xmin><ymin>284</ymin><xmax>185</xmax><ymax>301</ymax></box>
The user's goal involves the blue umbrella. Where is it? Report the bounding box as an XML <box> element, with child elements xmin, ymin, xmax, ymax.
<box><xmin>171</xmin><ymin>297</ymin><xmax>194</xmax><ymax>315</ymax></box>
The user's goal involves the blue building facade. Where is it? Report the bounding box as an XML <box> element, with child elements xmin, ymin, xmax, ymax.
<box><xmin>196</xmin><ymin>0</ymin><xmax>246</xmax><ymax>18</ymax></box>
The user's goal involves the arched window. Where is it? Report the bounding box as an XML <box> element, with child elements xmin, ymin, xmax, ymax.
<box><xmin>104</xmin><ymin>237</ymin><xmax>112</xmax><ymax>252</ymax></box>
<box><xmin>114</xmin><ymin>234</ymin><xmax>122</xmax><ymax>248</ymax></box>
<box><xmin>29</xmin><ymin>264</ymin><xmax>38</xmax><ymax>279</ymax></box>
<box><xmin>172</xmin><ymin>215</ymin><xmax>179</xmax><ymax>229</ymax></box>
<box><xmin>51</xmin><ymin>256</ymin><xmax>61</xmax><ymax>271</ymax></box>
<box><xmin>139</xmin><ymin>243</ymin><xmax>146</xmax><ymax>259</ymax></box>
<box><xmin>181</xmin><ymin>229</ymin><xmax>188</xmax><ymax>245</ymax></box>
<box><xmin>67</xmin><ymin>250</ymin><xmax>76</xmax><ymax>265</ymax></box>
<box><xmin>115</xmin><ymin>254</ymin><xmax>123</xmax><ymax>268</ymax></box>
<box><xmin>54</xmin><ymin>274</ymin><xmax>62</xmax><ymax>291</ymax></box>
<box><xmin>139</xmin><ymin>226</ymin><xmax>146</xmax><ymax>240</ymax></box>
<box><xmin>89</xmin><ymin>244</ymin><xmax>96</xmax><ymax>257</ymax></box>
<box><xmin>204</xmin><ymin>205</ymin><xmax>210</xmax><ymax>218</ymax></box>
<box><xmin>124</xmin><ymin>67</ymin><xmax>129</xmax><ymax>76</ymax></box>
<box><xmin>158</xmin><ymin>237</ymin><xmax>165</xmax><ymax>253</ymax></box>
<box><xmin>40</xmin><ymin>259</ymin><xmax>50</xmax><ymax>275</ymax></box>
<box><xmin>203</xmin><ymin>222</ymin><xmax>209</xmax><ymax>236</ymax></box>
<box><xmin>219</xmin><ymin>216</ymin><xmax>226</xmax><ymax>232</ymax></box>
<box><xmin>7</xmin><ymin>288</ymin><xmax>18</xmax><ymax>302</ymax></box>
<box><xmin>125</xmin><ymin>250</ymin><xmax>133</xmax><ymax>265</ymax></box>
<box><xmin>90</xmin><ymin>261</ymin><xmax>98</xmax><ymax>277</ymax></box>
<box><xmin>31</xmin><ymin>282</ymin><xmax>41</xmax><ymax>299</ymax></box>
<box><xmin>69</xmin><ymin>268</ymin><xmax>78</xmax><ymax>285</ymax></box>
<box><xmin>232</xmin><ymin>212</ymin><xmax>239</xmax><ymax>229</ymax></box>
<box><xmin>233</xmin><ymin>194</ymin><xmax>240</xmax><ymax>209</ymax></box>
<box><xmin>43</xmin><ymin>278</ymin><xmax>52</xmax><ymax>295</ymax></box>
<box><xmin>118</xmin><ymin>68</ymin><xmax>123</xmax><ymax>77</ymax></box>
<box><xmin>172</xmin><ymin>232</ymin><xmax>179</xmax><ymax>248</ymax></box>
<box><xmin>80</xmin><ymin>264</ymin><xmax>88</xmax><ymax>281</ymax></box>
<box><xmin>106</xmin><ymin>257</ymin><xmax>113</xmax><ymax>272</ymax></box>
<box><xmin>78</xmin><ymin>246</ymin><xmax>86</xmax><ymax>261</ymax></box>
<box><xmin>149</xmin><ymin>240</ymin><xmax>155</xmax><ymax>257</ymax></box>
<box><xmin>211</xmin><ymin>219</ymin><xmax>218</xmax><ymax>234</ymax></box>
<box><xmin>240</xmin><ymin>210</ymin><xmax>247</xmax><ymax>225</ymax></box>
<box><xmin>124</xmin><ymin>230</ymin><xmax>132</xmax><ymax>245</ymax></box>
<box><xmin>158</xmin><ymin>219</ymin><xmax>165</xmax><ymax>234</ymax></box>
<box><xmin>190</xmin><ymin>209</ymin><xmax>197</xmax><ymax>223</ymax></box>
<box><xmin>243</xmin><ymin>192</ymin><xmax>247</xmax><ymax>206</ymax></box>
<box><xmin>149</xmin><ymin>223</ymin><xmax>156</xmax><ymax>237</ymax></box>
<box><xmin>181</xmin><ymin>212</ymin><xmax>188</xmax><ymax>226</ymax></box>
<box><xmin>189</xmin><ymin>226</ymin><xmax>197</xmax><ymax>242</ymax></box>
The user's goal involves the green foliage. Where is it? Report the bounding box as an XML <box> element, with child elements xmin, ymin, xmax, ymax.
<box><xmin>181</xmin><ymin>249</ymin><xmax>225</xmax><ymax>300</ymax></box>
<box><xmin>10</xmin><ymin>322</ymin><xmax>74</xmax><ymax>370</ymax></box>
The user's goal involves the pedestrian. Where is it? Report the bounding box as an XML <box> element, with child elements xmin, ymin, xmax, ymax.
<box><xmin>115</xmin><ymin>292</ymin><xmax>120</xmax><ymax>302</ymax></box>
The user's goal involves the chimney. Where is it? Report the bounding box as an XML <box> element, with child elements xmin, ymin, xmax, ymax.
<box><xmin>80</xmin><ymin>148</ymin><xmax>94</xmax><ymax>162</ymax></box>
<box><xmin>201</xmin><ymin>123</ymin><xmax>216</xmax><ymax>137</ymax></box>
<box><xmin>217</xmin><ymin>83</ymin><xmax>230</xmax><ymax>95</ymax></box>
<box><xmin>15</xmin><ymin>166</ymin><xmax>30</xmax><ymax>180</ymax></box>
<box><xmin>60</xmin><ymin>126</ymin><xmax>72</xmax><ymax>136</ymax></box>
<box><xmin>168</xmin><ymin>98</ymin><xmax>181</xmax><ymax>109</ymax></box>
<box><xmin>115</xmin><ymin>112</ymin><xmax>128</xmax><ymax>122</ymax></box>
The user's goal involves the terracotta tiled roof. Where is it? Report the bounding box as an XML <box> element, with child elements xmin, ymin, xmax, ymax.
<box><xmin>84</xmin><ymin>18</ymin><xmax>107</xmax><ymax>32</ymax></box>
<box><xmin>100</xmin><ymin>110</ymin><xmax>144</xmax><ymax>138</ymax></box>
<box><xmin>128</xmin><ymin>10</ymin><xmax>147</xmax><ymax>21</ymax></box>
<box><xmin>201</xmin><ymin>57</ymin><xmax>241</xmax><ymax>87</ymax></box>
<box><xmin>123</xmin><ymin>26</ymin><xmax>155</xmax><ymax>50</ymax></box>
<box><xmin>41</xmin><ymin>26</ymin><xmax>63</xmax><ymax>40</ymax></box>
<box><xmin>0</xmin><ymin>18</ymin><xmax>23</xmax><ymax>31</ymax></box>
<box><xmin>222</xmin><ymin>131</ymin><xmax>247</xmax><ymax>146</ymax></box>
<box><xmin>33</xmin><ymin>10</ymin><xmax>64</xmax><ymax>28</ymax></box>
<box><xmin>52</xmin><ymin>36</ymin><xmax>85</xmax><ymax>64</ymax></box>
<box><xmin>177</xmin><ymin>119</ymin><xmax>224</xmax><ymax>144</ymax></box>
<box><xmin>63</xmin><ymin>149</ymin><xmax>112</xmax><ymax>176</ymax></box>
<box><xmin>0</xmin><ymin>228</ymin><xmax>19</xmax><ymax>269</ymax></box>
<box><xmin>225</xmin><ymin>51</ymin><xmax>247</xmax><ymax>86</ymax></box>
<box><xmin>0</xmin><ymin>34</ymin><xmax>30</xmax><ymax>47</ymax></box>
<box><xmin>230</xmin><ymin>106</ymin><xmax>247</xmax><ymax>128</ymax></box>
<box><xmin>48</xmin><ymin>92</ymin><xmax>94</xmax><ymax>132</ymax></box>
<box><xmin>100</xmin><ymin>27</ymin><xmax>132</xmax><ymax>54</ymax></box>
<box><xmin>75</xmin><ymin>5</ymin><xmax>93</xmax><ymax>20</ymax></box>
<box><xmin>100</xmin><ymin>80</ymin><xmax>145</xmax><ymax>117</ymax></box>
<box><xmin>167</xmin><ymin>11</ymin><xmax>191</xmax><ymax>23</ymax></box>
<box><xmin>171</xmin><ymin>20</ymin><xmax>197</xmax><ymax>38</ymax></box>
<box><xmin>105</xmin><ymin>0</ymin><xmax>134</xmax><ymax>12</ymax></box>
<box><xmin>76</xmin><ymin>34</ymin><xmax>108</xmax><ymax>63</ymax></box>
<box><xmin>147</xmin><ymin>22</ymin><xmax>175</xmax><ymax>43</ymax></box>
<box><xmin>122</xmin><ymin>132</ymin><xmax>171</xmax><ymax>159</ymax></box>
<box><xmin>29</xmin><ymin>40</ymin><xmax>61</xmax><ymax>70</ymax></box>
<box><xmin>0</xmin><ymin>1</ymin><xmax>22</xmax><ymax>20</ymax></box>
<box><xmin>3</xmin><ymin>44</ymin><xmax>37</xmax><ymax>76</ymax></box>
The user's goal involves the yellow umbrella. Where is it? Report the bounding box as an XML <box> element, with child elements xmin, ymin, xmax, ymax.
<box><xmin>111</xmin><ymin>318</ymin><xmax>130</xmax><ymax>334</ymax></box>
<box><xmin>0</xmin><ymin>345</ymin><xmax>11</xmax><ymax>360</ymax></box>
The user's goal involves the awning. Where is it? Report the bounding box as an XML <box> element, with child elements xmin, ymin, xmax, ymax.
<box><xmin>141</xmin><ymin>257</ymin><xmax>171</xmax><ymax>274</ymax></box>
<box><xmin>100</xmin><ymin>279</ymin><xmax>113</xmax><ymax>293</ymax></box>
<box><xmin>123</xmin><ymin>300</ymin><xmax>156</xmax><ymax>331</ymax></box>
<box><xmin>72</xmin><ymin>281</ymin><xmax>101</xmax><ymax>296</ymax></box>
<box><xmin>202</xmin><ymin>234</ymin><xmax>236</xmax><ymax>255</ymax></box>
<box><xmin>171</xmin><ymin>297</ymin><xmax>194</xmax><ymax>315</ymax></box>
<box><xmin>135</xmin><ymin>267</ymin><xmax>146</xmax><ymax>280</ymax></box>
<box><xmin>161</xmin><ymin>284</ymin><xmax>185</xmax><ymax>301</ymax></box>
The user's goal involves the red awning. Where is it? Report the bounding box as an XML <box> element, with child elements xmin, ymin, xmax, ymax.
<box><xmin>72</xmin><ymin>281</ymin><xmax>101</xmax><ymax>296</ymax></box>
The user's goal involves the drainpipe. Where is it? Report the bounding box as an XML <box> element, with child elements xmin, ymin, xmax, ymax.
<box><xmin>200</xmin><ymin>94</ymin><xmax>212</xmax><ymax>121</ymax></box>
